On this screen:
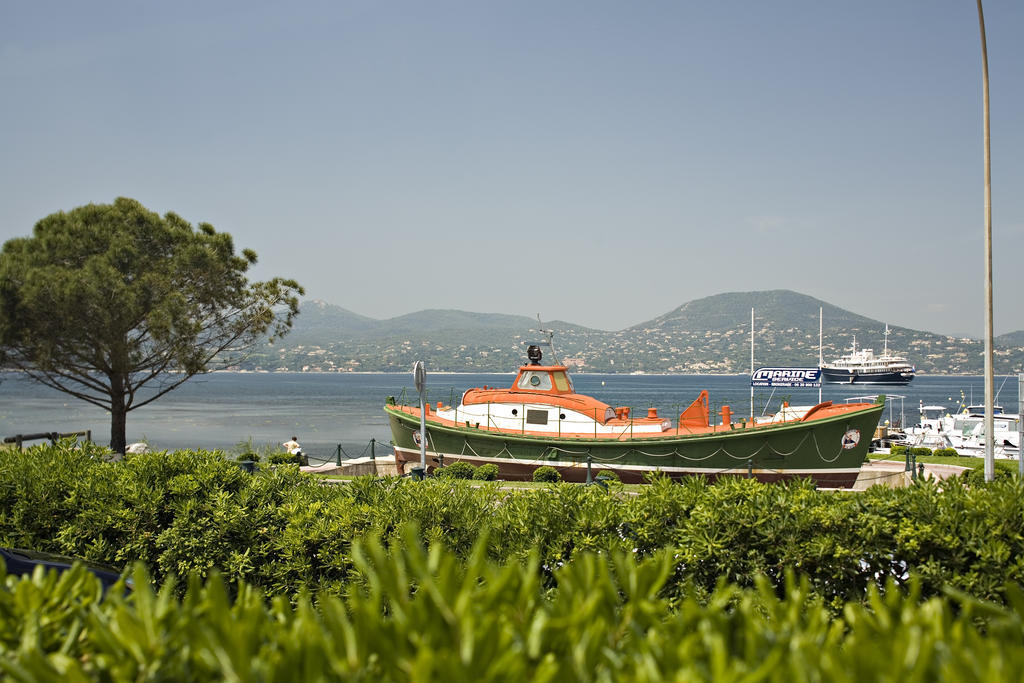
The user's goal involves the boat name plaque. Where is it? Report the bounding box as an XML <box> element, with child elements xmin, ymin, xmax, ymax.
<box><xmin>751</xmin><ymin>367</ymin><xmax>821</xmax><ymax>388</ymax></box>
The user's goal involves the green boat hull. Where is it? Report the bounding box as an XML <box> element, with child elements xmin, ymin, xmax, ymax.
<box><xmin>385</xmin><ymin>400</ymin><xmax>885</xmax><ymax>488</ymax></box>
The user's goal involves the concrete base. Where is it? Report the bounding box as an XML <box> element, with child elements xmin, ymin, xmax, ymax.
<box><xmin>302</xmin><ymin>455</ymin><xmax>399</xmax><ymax>477</ymax></box>
<box><xmin>851</xmin><ymin>459</ymin><xmax>969</xmax><ymax>490</ymax></box>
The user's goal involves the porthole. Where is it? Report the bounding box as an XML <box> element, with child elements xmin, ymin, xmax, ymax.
<box><xmin>560</xmin><ymin>413</ymin><xmax>566</xmax><ymax>420</ymax></box>
<box><xmin>512</xmin><ymin>409</ymin><xmax>518</xmax><ymax>416</ymax></box>
<box><xmin>530</xmin><ymin>376</ymin><xmax>541</xmax><ymax>386</ymax></box>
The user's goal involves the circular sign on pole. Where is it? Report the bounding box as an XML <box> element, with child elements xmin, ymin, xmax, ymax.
<box><xmin>413</xmin><ymin>361</ymin><xmax>426</xmax><ymax>395</ymax></box>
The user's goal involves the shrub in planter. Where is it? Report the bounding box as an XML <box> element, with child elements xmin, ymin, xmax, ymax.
<box><xmin>474</xmin><ymin>463</ymin><xmax>499</xmax><ymax>481</ymax></box>
<box><xmin>436</xmin><ymin>461</ymin><xmax>475</xmax><ymax>480</ymax></box>
<box><xmin>269</xmin><ymin>452</ymin><xmax>302</xmax><ymax>465</ymax></box>
<box><xmin>533</xmin><ymin>466</ymin><xmax>561</xmax><ymax>483</ymax></box>
<box><xmin>933</xmin><ymin>448</ymin><xmax>959</xmax><ymax>457</ymax></box>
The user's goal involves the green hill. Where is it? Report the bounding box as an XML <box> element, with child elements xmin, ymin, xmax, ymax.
<box><xmin>243</xmin><ymin>291</ymin><xmax>1024</xmax><ymax>375</ymax></box>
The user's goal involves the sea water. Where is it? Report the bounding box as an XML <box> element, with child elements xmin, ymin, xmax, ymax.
<box><xmin>1</xmin><ymin>371</ymin><xmax>1018</xmax><ymax>464</ymax></box>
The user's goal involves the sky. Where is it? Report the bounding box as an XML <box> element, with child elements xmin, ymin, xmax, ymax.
<box><xmin>2</xmin><ymin>1</ymin><xmax>1021</xmax><ymax>338</ymax></box>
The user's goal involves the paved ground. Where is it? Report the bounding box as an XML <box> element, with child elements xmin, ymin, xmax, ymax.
<box><xmin>851</xmin><ymin>459</ymin><xmax>969</xmax><ymax>490</ymax></box>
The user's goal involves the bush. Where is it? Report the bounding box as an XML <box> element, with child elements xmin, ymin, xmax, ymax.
<box><xmin>268</xmin><ymin>452</ymin><xmax>307</xmax><ymax>466</ymax></box>
<box><xmin>435</xmin><ymin>461</ymin><xmax>476</xmax><ymax>480</ymax></box>
<box><xmin>7</xmin><ymin>536</ymin><xmax>1024</xmax><ymax>680</ymax></box>
<box><xmin>532</xmin><ymin>466</ymin><xmax>561</xmax><ymax>483</ymax></box>
<box><xmin>595</xmin><ymin>470</ymin><xmax>620</xmax><ymax>482</ymax></box>
<box><xmin>910</xmin><ymin>447</ymin><xmax>933</xmax><ymax>456</ymax></box>
<box><xmin>891</xmin><ymin>445</ymin><xmax>909</xmax><ymax>456</ymax></box>
<box><xmin>474</xmin><ymin>463</ymin><xmax>499</xmax><ymax>481</ymax></box>
<box><xmin>933</xmin><ymin>448</ymin><xmax>959</xmax><ymax>457</ymax></box>
<box><xmin>8</xmin><ymin>443</ymin><xmax>1024</xmax><ymax>609</ymax></box>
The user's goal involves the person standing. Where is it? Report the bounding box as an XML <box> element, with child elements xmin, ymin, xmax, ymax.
<box><xmin>283</xmin><ymin>436</ymin><xmax>302</xmax><ymax>455</ymax></box>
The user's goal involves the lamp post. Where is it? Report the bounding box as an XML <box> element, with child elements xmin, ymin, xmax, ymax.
<box><xmin>976</xmin><ymin>0</ymin><xmax>994</xmax><ymax>482</ymax></box>
<box><xmin>414</xmin><ymin>361</ymin><xmax>427</xmax><ymax>472</ymax></box>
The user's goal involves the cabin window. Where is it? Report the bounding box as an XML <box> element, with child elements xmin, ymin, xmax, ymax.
<box><xmin>517</xmin><ymin>371</ymin><xmax>552</xmax><ymax>391</ymax></box>
<box><xmin>526</xmin><ymin>409</ymin><xmax>549</xmax><ymax>425</ymax></box>
<box><xmin>552</xmin><ymin>371</ymin><xmax>571</xmax><ymax>392</ymax></box>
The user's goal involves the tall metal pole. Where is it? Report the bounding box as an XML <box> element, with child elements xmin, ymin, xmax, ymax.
<box><xmin>750</xmin><ymin>307</ymin><xmax>754</xmax><ymax>419</ymax></box>
<box><xmin>1018</xmin><ymin>374</ymin><xmax>1023</xmax><ymax>478</ymax></box>
<box><xmin>818</xmin><ymin>307</ymin><xmax>823</xmax><ymax>405</ymax></box>
<box><xmin>414</xmin><ymin>361</ymin><xmax>427</xmax><ymax>471</ymax></box>
<box><xmin>977</xmin><ymin>0</ymin><xmax>994</xmax><ymax>481</ymax></box>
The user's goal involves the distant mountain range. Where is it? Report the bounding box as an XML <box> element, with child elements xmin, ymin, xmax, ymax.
<box><xmin>243</xmin><ymin>290</ymin><xmax>1024</xmax><ymax>375</ymax></box>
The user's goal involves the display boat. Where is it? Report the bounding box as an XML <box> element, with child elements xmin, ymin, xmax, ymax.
<box><xmin>385</xmin><ymin>346</ymin><xmax>885</xmax><ymax>488</ymax></box>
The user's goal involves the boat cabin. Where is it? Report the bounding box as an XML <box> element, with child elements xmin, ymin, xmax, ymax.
<box><xmin>514</xmin><ymin>366</ymin><xmax>575</xmax><ymax>395</ymax></box>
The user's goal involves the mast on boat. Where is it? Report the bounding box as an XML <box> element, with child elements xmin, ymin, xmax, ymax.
<box><xmin>526</xmin><ymin>314</ymin><xmax>561</xmax><ymax>366</ymax></box>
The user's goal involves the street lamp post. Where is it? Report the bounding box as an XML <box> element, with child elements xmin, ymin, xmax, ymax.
<box><xmin>976</xmin><ymin>0</ymin><xmax>994</xmax><ymax>482</ymax></box>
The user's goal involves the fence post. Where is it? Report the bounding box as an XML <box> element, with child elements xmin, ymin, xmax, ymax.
<box><xmin>336</xmin><ymin>444</ymin><xmax>342</xmax><ymax>466</ymax></box>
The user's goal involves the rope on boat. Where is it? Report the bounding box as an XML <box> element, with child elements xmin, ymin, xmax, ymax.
<box><xmin>451</xmin><ymin>427</ymin><xmax>850</xmax><ymax>466</ymax></box>
<box><xmin>418</xmin><ymin>408</ymin><xmax>864</xmax><ymax>469</ymax></box>
<box><xmin>811</xmin><ymin>431</ymin><xmax>846</xmax><ymax>463</ymax></box>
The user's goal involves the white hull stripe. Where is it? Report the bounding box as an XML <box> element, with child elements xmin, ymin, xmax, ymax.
<box><xmin>393</xmin><ymin>447</ymin><xmax>861</xmax><ymax>475</ymax></box>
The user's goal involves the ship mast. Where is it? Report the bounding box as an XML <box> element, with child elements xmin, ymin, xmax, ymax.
<box><xmin>526</xmin><ymin>314</ymin><xmax>561</xmax><ymax>365</ymax></box>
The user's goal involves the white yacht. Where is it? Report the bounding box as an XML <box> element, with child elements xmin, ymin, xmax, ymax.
<box><xmin>820</xmin><ymin>325</ymin><xmax>915</xmax><ymax>385</ymax></box>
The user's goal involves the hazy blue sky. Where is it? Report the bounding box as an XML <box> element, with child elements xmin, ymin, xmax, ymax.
<box><xmin>2</xmin><ymin>1</ymin><xmax>1021</xmax><ymax>337</ymax></box>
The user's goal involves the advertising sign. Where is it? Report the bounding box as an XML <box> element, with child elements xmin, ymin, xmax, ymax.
<box><xmin>751</xmin><ymin>367</ymin><xmax>821</xmax><ymax>388</ymax></box>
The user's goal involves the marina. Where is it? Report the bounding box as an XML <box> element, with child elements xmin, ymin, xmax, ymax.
<box><xmin>904</xmin><ymin>402</ymin><xmax>1020</xmax><ymax>458</ymax></box>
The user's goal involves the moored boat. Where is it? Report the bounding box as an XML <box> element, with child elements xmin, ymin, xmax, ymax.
<box><xmin>907</xmin><ymin>402</ymin><xmax>1020</xmax><ymax>458</ymax></box>
<box><xmin>820</xmin><ymin>325</ymin><xmax>915</xmax><ymax>385</ymax></box>
<box><xmin>384</xmin><ymin>346</ymin><xmax>885</xmax><ymax>488</ymax></box>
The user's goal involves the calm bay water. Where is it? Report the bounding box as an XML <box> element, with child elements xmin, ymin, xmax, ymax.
<box><xmin>1</xmin><ymin>371</ymin><xmax>1019</xmax><ymax>464</ymax></box>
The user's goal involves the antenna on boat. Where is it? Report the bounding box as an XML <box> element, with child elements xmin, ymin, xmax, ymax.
<box><xmin>524</xmin><ymin>314</ymin><xmax>561</xmax><ymax>365</ymax></box>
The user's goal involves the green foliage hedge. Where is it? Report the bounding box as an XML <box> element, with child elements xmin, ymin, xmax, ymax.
<box><xmin>532</xmin><ymin>465</ymin><xmax>561</xmax><ymax>482</ymax></box>
<box><xmin>3</xmin><ymin>442</ymin><xmax>1024</xmax><ymax>609</ymax></box>
<box><xmin>5</xmin><ymin>533</ymin><xmax>1024</xmax><ymax>680</ymax></box>
<box><xmin>434</xmin><ymin>461</ymin><xmax>475</xmax><ymax>480</ymax></box>
<box><xmin>473</xmin><ymin>463</ymin><xmax>499</xmax><ymax>481</ymax></box>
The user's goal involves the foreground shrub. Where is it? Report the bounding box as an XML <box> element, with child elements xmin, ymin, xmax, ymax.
<box><xmin>434</xmin><ymin>461</ymin><xmax>476</xmax><ymax>480</ymax></box>
<box><xmin>4</xmin><ymin>444</ymin><xmax>1024</xmax><ymax>607</ymax></box>
<box><xmin>474</xmin><ymin>463</ymin><xmax>500</xmax><ymax>481</ymax></box>
<box><xmin>269</xmin><ymin>451</ymin><xmax>307</xmax><ymax>466</ymax></box>
<box><xmin>5</xmin><ymin>533</ymin><xmax>1024</xmax><ymax>681</ymax></box>
<box><xmin>933</xmin><ymin>447</ymin><xmax>959</xmax><ymax>457</ymax></box>
<box><xmin>532</xmin><ymin>465</ymin><xmax>561</xmax><ymax>483</ymax></box>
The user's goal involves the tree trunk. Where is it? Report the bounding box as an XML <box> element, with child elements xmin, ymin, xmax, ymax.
<box><xmin>109</xmin><ymin>388</ymin><xmax>127</xmax><ymax>454</ymax></box>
